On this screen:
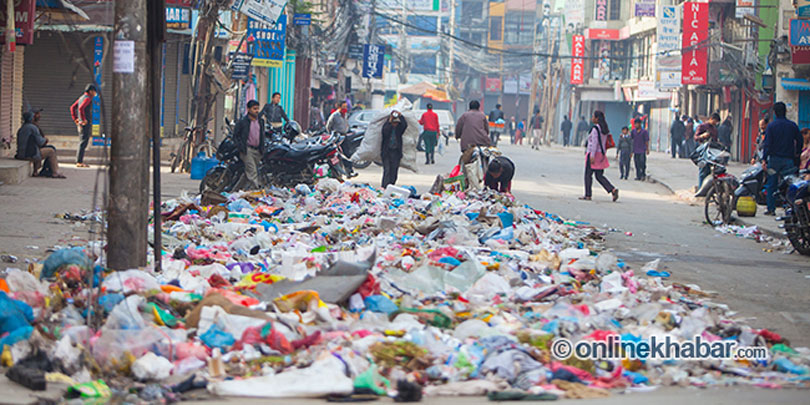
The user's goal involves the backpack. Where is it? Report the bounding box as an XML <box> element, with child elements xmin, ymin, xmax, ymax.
<box><xmin>592</xmin><ymin>125</ymin><xmax>615</xmax><ymax>150</ymax></box>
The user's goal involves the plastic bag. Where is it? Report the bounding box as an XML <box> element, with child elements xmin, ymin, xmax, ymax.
<box><xmin>352</xmin><ymin>99</ymin><xmax>419</xmax><ymax>173</ymax></box>
<box><xmin>132</xmin><ymin>352</ymin><xmax>174</xmax><ymax>381</ymax></box>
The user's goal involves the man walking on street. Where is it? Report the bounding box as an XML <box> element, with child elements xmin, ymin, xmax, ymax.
<box><xmin>695</xmin><ymin>113</ymin><xmax>721</xmax><ymax>189</ymax></box>
<box><xmin>488</xmin><ymin>104</ymin><xmax>504</xmax><ymax>145</ymax></box>
<box><xmin>326</xmin><ymin>101</ymin><xmax>349</xmax><ymax>135</ymax></box>
<box><xmin>718</xmin><ymin>114</ymin><xmax>733</xmax><ymax>152</ymax></box>
<box><xmin>670</xmin><ymin>114</ymin><xmax>685</xmax><ymax>158</ymax></box>
<box><xmin>561</xmin><ymin>115</ymin><xmax>572</xmax><ymax>147</ymax></box>
<box><xmin>233</xmin><ymin>100</ymin><xmax>266</xmax><ymax>189</ymax></box>
<box><xmin>260</xmin><ymin>92</ymin><xmax>289</xmax><ymax>130</ymax></box>
<box><xmin>617</xmin><ymin>126</ymin><xmax>632</xmax><ymax>180</ymax></box>
<box><xmin>631</xmin><ymin>118</ymin><xmax>649</xmax><ymax>180</ymax></box>
<box><xmin>761</xmin><ymin>102</ymin><xmax>802</xmax><ymax>215</ymax></box>
<box><xmin>381</xmin><ymin>111</ymin><xmax>407</xmax><ymax>188</ymax></box>
<box><xmin>69</xmin><ymin>84</ymin><xmax>97</xmax><ymax>168</ymax></box>
<box><xmin>455</xmin><ymin>100</ymin><xmax>490</xmax><ymax>153</ymax></box>
<box><xmin>576</xmin><ymin>115</ymin><xmax>589</xmax><ymax>146</ymax></box>
<box><xmin>530</xmin><ymin>109</ymin><xmax>543</xmax><ymax>149</ymax></box>
<box><xmin>419</xmin><ymin>103</ymin><xmax>440</xmax><ymax>164</ymax></box>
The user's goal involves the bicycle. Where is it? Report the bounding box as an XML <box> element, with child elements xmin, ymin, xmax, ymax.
<box><xmin>170</xmin><ymin>117</ymin><xmax>215</xmax><ymax>173</ymax></box>
<box><xmin>697</xmin><ymin>146</ymin><xmax>738</xmax><ymax>226</ymax></box>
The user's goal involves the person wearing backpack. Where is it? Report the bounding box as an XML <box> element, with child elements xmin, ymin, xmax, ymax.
<box><xmin>580</xmin><ymin>110</ymin><xmax>618</xmax><ymax>201</ymax></box>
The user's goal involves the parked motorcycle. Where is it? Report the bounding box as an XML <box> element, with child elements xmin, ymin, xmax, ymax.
<box><xmin>776</xmin><ymin>171</ymin><xmax>810</xmax><ymax>255</ymax></box>
<box><xmin>694</xmin><ymin>143</ymin><xmax>738</xmax><ymax>225</ymax></box>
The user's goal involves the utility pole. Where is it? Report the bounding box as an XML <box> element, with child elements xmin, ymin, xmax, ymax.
<box><xmin>541</xmin><ymin>21</ymin><xmax>558</xmax><ymax>145</ymax></box>
<box><xmin>148</xmin><ymin>0</ymin><xmax>166</xmax><ymax>272</ymax></box>
<box><xmin>447</xmin><ymin>0</ymin><xmax>456</xmax><ymax>90</ymax></box>
<box><xmin>398</xmin><ymin>2</ymin><xmax>409</xmax><ymax>84</ymax></box>
<box><xmin>528</xmin><ymin>5</ymin><xmax>541</xmax><ymax>123</ymax></box>
<box><xmin>109</xmin><ymin>0</ymin><xmax>148</xmax><ymax>270</ymax></box>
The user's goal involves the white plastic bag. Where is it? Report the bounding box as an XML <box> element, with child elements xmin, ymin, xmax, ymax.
<box><xmin>352</xmin><ymin>99</ymin><xmax>419</xmax><ymax>173</ymax></box>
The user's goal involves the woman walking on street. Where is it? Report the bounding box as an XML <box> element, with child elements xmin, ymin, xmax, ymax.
<box><xmin>580</xmin><ymin>110</ymin><xmax>619</xmax><ymax>202</ymax></box>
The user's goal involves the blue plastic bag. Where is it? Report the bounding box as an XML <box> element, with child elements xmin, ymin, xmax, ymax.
<box><xmin>364</xmin><ymin>295</ymin><xmax>398</xmax><ymax>315</ymax></box>
<box><xmin>199</xmin><ymin>324</ymin><xmax>235</xmax><ymax>350</ymax></box>
<box><xmin>41</xmin><ymin>247</ymin><xmax>93</xmax><ymax>280</ymax></box>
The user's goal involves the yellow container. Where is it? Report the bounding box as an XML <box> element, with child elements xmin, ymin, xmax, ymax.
<box><xmin>736</xmin><ymin>196</ymin><xmax>757</xmax><ymax>217</ymax></box>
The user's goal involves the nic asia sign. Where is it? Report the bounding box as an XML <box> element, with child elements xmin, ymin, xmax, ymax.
<box><xmin>681</xmin><ymin>2</ymin><xmax>708</xmax><ymax>85</ymax></box>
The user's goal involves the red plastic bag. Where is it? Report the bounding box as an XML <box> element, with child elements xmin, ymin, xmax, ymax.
<box><xmin>449</xmin><ymin>165</ymin><xmax>461</xmax><ymax>178</ymax></box>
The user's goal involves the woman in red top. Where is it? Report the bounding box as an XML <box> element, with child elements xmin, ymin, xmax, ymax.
<box><xmin>419</xmin><ymin>103</ymin><xmax>440</xmax><ymax>164</ymax></box>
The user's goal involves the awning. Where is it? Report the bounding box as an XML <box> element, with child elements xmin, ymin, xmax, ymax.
<box><xmin>781</xmin><ymin>78</ymin><xmax>810</xmax><ymax>91</ymax></box>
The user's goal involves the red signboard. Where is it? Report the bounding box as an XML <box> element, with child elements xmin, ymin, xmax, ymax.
<box><xmin>166</xmin><ymin>0</ymin><xmax>195</xmax><ymax>6</ymax></box>
<box><xmin>587</xmin><ymin>29</ymin><xmax>621</xmax><ymax>40</ymax></box>
<box><xmin>0</xmin><ymin>0</ymin><xmax>36</xmax><ymax>45</ymax></box>
<box><xmin>682</xmin><ymin>2</ymin><xmax>708</xmax><ymax>85</ymax></box>
<box><xmin>484</xmin><ymin>77</ymin><xmax>502</xmax><ymax>93</ymax></box>
<box><xmin>793</xmin><ymin>46</ymin><xmax>810</xmax><ymax>64</ymax></box>
<box><xmin>570</xmin><ymin>35</ymin><xmax>585</xmax><ymax>85</ymax></box>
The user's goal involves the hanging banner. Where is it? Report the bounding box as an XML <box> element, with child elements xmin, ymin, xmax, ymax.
<box><xmin>232</xmin><ymin>0</ymin><xmax>288</xmax><ymax>26</ymax></box>
<box><xmin>681</xmin><ymin>2</ymin><xmax>708</xmax><ymax>85</ymax></box>
<box><xmin>362</xmin><ymin>44</ymin><xmax>385</xmax><ymax>78</ymax></box>
<box><xmin>92</xmin><ymin>37</ymin><xmax>103</xmax><ymax>137</ymax></box>
<box><xmin>594</xmin><ymin>0</ymin><xmax>608</xmax><ymax>21</ymax></box>
<box><xmin>635</xmin><ymin>0</ymin><xmax>655</xmax><ymax>17</ymax></box>
<box><xmin>570</xmin><ymin>34</ymin><xmax>585</xmax><ymax>85</ymax></box>
<box><xmin>248</xmin><ymin>15</ymin><xmax>286</xmax><ymax>68</ymax></box>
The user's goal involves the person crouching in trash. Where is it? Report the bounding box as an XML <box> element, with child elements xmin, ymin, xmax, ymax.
<box><xmin>484</xmin><ymin>155</ymin><xmax>515</xmax><ymax>193</ymax></box>
<box><xmin>381</xmin><ymin>111</ymin><xmax>408</xmax><ymax>188</ymax></box>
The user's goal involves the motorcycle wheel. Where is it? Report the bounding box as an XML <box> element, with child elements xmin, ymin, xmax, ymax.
<box><xmin>786</xmin><ymin>208</ymin><xmax>810</xmax><ymax>256</ymax></box>
<box><xmin>353</xmin><ymin>160</ymin><xmax>372</xmax><ymax>169</ymax></box>
<box><xmin>199</xmin><ymin>167</ymin><xmax>232</xmax><ymax>194</ymax></box>
<box><xmin>705</xmin><ymin>187</ymin><xmax>731</xmax><ymax>226</ymax></box>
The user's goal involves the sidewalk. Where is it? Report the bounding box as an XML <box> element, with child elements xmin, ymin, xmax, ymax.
<box><xmin>642</xmin><ymin>150</ymin><xmax>785</xmax><ymax>238</ymax></box>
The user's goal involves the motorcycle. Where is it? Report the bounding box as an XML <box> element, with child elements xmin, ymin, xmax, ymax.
<box><xmin>200</xmin><ymin>121</ymin><xmax>347</xmax><ymax>193</ymax></box>
<box><xmin>776</xmin><ymin>171</ymin><xmax>810</xmax><ymax>255</ymax></box>
<box><xmin>694</xmin><ymin>143</ymin><xmax>738</xmax><ymax>225</ymax></box>
<box><xmin>341</xmin><ymin>128</ymin><xmax>370</xmax><ymax>170</ymax></box>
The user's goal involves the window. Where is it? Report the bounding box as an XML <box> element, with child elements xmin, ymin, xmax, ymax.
<box><xmin>407</xmin><ymin>15</ymin><xmax>437</xmax><ymax>36</ymax></box>
<box><xmin>411</xmin><ymin>54</ymin><xmax>437</xmax><ymax>74</ymax></box>
<box><xmin>504</xmin><ymin>12</ymin><xmax>533</xmax><ymax>45</ymax></box>
<box><xmin>490</xmin><ymin>16</ymin><xmax>503</xmax><ymax>41</ymax></box>
<box><xmin>609</xmin><ymin>0</ymin><xmax>621</xmax><ymax>20</ymax></box>
<box><xmin>461</xmin><ymin>1</ymin><xmax>483</xmax><ymax>20</ymax></box>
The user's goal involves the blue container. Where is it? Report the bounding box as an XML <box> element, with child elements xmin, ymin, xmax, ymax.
<box><xmin>190</xmin><ymin>153</ymin><xmax>219</xmax><ymax>180</ymax></box>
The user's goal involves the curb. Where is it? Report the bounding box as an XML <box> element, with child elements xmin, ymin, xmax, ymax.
<box><xmin>648</xmin><ymin>174</ymin><xmax>786</xmax><ymax>240</ymax></box>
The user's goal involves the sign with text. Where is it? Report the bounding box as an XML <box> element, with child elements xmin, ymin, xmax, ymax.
<box><xmin>793</xmin><ymin>46</ymin><xmax>810</xmax><ymax>64</ymax></box>
<box><xmin>248</xmin><ymin>16</ymin><xmax>286</xmax><ymax>68</ymax></box>
<box><xmin>735</xmin><ymin>0</ymin><xmax>754</xmax><ymax>18</ymax></box>
<box><xmin>362</xmin><ymin>44</ymin><xmax>385</xmax><ymax>78</ymax></box>
<box><xmin>565</xmin><ymin>0</ymin><xmax>584</xmax><ymax>27</ymax></box>
<box><xmin>635</xmin><ymin>0</ymin><xmax>655</xmax><ymax>17</ymax></box>
<box><xmin>166</xmin><ymin>7</ymin><xmax>191</xmax><ymax>30</ymax></box>
<box><xmin>231</xmin><ymin>52</ymin><xmax>254</xmax><ymax>80</ymax></box>
<box><xmin>586</xmin><ymin>28</ymin><xmax>620</xmax><ymax>40</ymax></box>
<box><xmin>657</xmin><ymin>5</ymin><xmax>680</xmax><ymax>52</ymax></box>
<box><xmin>0</xmin><ymin>0</ymin><xmax>36</xmax><ymax>45</ymax></box>
<box><xmin>570</xmin><ymin>34</ymin><xmax>585</xmax><ymax>85</ymax></box>
<box><xmin>348</xmin><ymin>43</ymin><xmax>364</xmax><ymax>59</ymax></box>
<box><xmin>594</xmin><ymin>0</ymin><xmax>608</xmax><ymax>21</ymax></box>
<box><xmin>790</xmin><ymin>19</ymin><xmax>810</xmax><ymax>46</ymax></box>
<box><xmin>798</xmin><ymin>0</ymin><xmax>810</xmax><ymax>17</ymax></box>
<box><xmin>232</xmin><ymin>0</ymin><xmax>288</xmax><ymax>26</ymax></box>
<box><xmin>92</xmin><ymin>37</ymin><xmax>103</xmax><ymax>136</ymax></box>
<box><xmin>293</xmin><ymin>13</ymin><xmax>311</xmax><ymax>25</ymax></box>
<box><xmin>484</xmin><ymin>78</ymin><xmax>502</xmax><ymax>93</ymax></box>
<box><xmin>681</xmin><ymin>2</ymin><xmax>708</xmax><ymax>85</ymax></box>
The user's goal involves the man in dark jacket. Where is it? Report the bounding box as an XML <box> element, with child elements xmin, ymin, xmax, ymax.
<box><xmin>381</xmin><ymin>111</ymin><xmax>408</xmax><ymax>188</ymax></box>
<box><xmin>488</xmin><ymin>104</ymin><xmax>505</xmax><ymax>145</ymax></box>
<box><xmin>576</xmin><ymin>116</ymin><xmax>589</xmax><ymax>146</ymax></box>
<box><xmin>260</xmin><ymin>92</ymin><xmax>289</xmax><ymax>130</ymax></box>
<box><xmin>561</xmin><ymin>115</ymin><xmax>573</xmax><ymax>147</ymax></box>
<box><xmin>455</xmin><ymin>100</ymin><xmax>491</xmax><ymax>152</ymax></box>
<box><xmin>717</xmin><ymin>115</ymin><xmax>733</xmax><ymax>152</ymax></box>
<box><xmin>15</xmin><ymin>112</ymin><xmax>65</xmax><ymax>178</ymax></box>
<box><xmin>762</xmin><ymin>102</ymin><xmax>803</xmax><ymax>215</ymax></box>
<box><xmin>484</xmin><ymin>156</ymin><xmax>515</xmax><ymax>193</ymax></box>
<box><xmin>69</xmin><ymin>84</ymin><xmax>97</xmax><ymax>167</ymax></box>
<box><xmin>233</xmin><ymin>100</ymin><xmax>266</xmax><ymax>189</ymax></box>
<box><xmin>670</xmin><ymin>115</ymin><xmax>685</xmax><ymax>158</ymax></box>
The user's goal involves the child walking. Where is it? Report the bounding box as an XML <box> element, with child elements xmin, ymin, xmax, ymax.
<box><xmin>617</xmin><ymin>126</ymin><xmax>632</xmax><ymax>180</ymax></box>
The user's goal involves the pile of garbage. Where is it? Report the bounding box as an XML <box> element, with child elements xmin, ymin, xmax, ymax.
<box><xmin>2</xmin><ymin>179</ymin><xmax>809</xmax><ymax>401</ymax></box>
<box><xmin>713</xmin><ymin>224</ymin><xmax>792</xmax><ymax>253</ymax></box>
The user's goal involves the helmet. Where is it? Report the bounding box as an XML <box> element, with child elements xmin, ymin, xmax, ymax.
<box><xmin>285</xmin><ymin>121</ymin><xmax>302</xmax><ymax>139</ymax></box>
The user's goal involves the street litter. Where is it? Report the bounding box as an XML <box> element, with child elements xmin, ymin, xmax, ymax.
<box><xmin>714</xmin><ymin>224</ymin><xmax>793</xmax><ymax>252</ymax></box>
<box><xmin>0</xmin><ymin>179</ymin><xmax>808</xmax><ymax>402</ymax></box>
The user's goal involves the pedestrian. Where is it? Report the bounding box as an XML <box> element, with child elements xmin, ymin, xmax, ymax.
<box><xmin>260</xmin><ymin>92</ymin><xmax>289</xmax><ymax>131</ymax></box>
<box><xmin>516</xmin><ymin>119</ymin><xmax>525</xmax><ymax>145</ymax></box>
<box><xmin>800</xmin><ymin>128</ymin><xmax>810</xmax><ymax>170</ymax></box>
<box><xmin>15</xmin><ymin>112</ymin><xmax>66</xmax><ymax>178</ymax></box>
<box><xmin>326</xmin><ymin>101</ymin><xmax>349</xmax><ymax>135</ymax></box>
<box><xmin>508</xmin><ymin>116</ymin><xmax>516</xmax><ymax>144</ymax></box>
<box><xmin>695</xmin><ymin>113</ymin><xmax>721</xmax><ymax>188</ymax></box>
<box><xmin>381</xmin><ymin>111</ymin><xmax>407</xmax><ymax>188</ymax></box>
<box><xmin>484</xmin><ymin>155</ymin><xmax>515</xmax><ymax>193</ymax></box>
<box><xmin>419</xmin><ymin>103</ymin><xmax>439</xmax><ymax>165</ymax></box>
<box><xmin>670</xmin><ymin>114</ymin><xmax>685</xmax><ymax>158</ymax></box>
<box><xmin>580</xmin><ymin>110</ymin><xmax>619</xmax><ymax>201</ymax></box>
<box><xmin>561</xmin><ymin>115</ymin><xmax>572</xmax><ymax>147</ymax></box>
<box><xmin>488</xmin><ymin>104</ymin><xmax>505</xmax><ymax>145</ymax></box>
<box><xmin>454</xmin><ymin>100</ymin><xmax>491</xmax><ymax>152</ymax></box>
<box><xmin>530</xmin><ymin>109</ymin><xmax>543</xmax><ymax>149</ymax></box>
<box><xmin>69</xmin><ymin>84</ymin><xmax>97</xmax><ymax>168</ymax></box>
<box><xmin>761</xmin><ymin>102</ymin><xmax>802</xmax><ymax>215</ymax></box>
<box><xmin>233</xmin><ymin>100</ymin><xmax>265</xmax><ymax>189</ymax></box>
<box><xmin>752</xmin><ymin>117</ymin><xmax>768</xmax><ymax>164</ymax></box>
<box><xmin>631</xmin><ymin>118</ymin><xmax>650</xmax><ymax>181</ymax></box>
<box><xmin>684</xmin><ymin>115</ymin><xmax>696</xmax><ymax>156</ymax></box>
<box><xmin>576</xmin><ymin>115</ymin><xmax>589</xmax><ymax>146</ymax></box>
<box><xmin>616</xmin><ymin>126</ymin><xmax>632</xmax><ymax>180</ymax></box>
<box><xmin>718</xmin><ymin>114</ymin><xmax>733</xmax><ymax>152</ymax></box>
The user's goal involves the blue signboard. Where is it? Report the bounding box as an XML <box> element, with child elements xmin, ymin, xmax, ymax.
<box><xmin>248</xmin><ymin>16</ymin><xmax>286</xmax><ymax>68</ymax></box>
<box><xmin>293</xmin><ymin>13</ymin><xmax>311</xmax><ymax>25</ymax></box>
<box><xmin>362</xmin><ymin>44</ymin><xmax>385</xmax><ymax>78</ymax></box>
<box><xmin>92</xmin><ymin>36</ymin><xmax>103</xmax><ymax>136</ymax></box>
<box><xmin>231</xmin><ymin>52</ymin><xmax>253</xmax><ymax>80</ymax></box>
<box><xmin>790</xmin><ymin>19</ymin><xmax>810</xmax><ymax>46</ymax></box>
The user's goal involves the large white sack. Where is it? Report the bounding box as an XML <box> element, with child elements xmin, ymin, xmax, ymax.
<box><xmin>352</xmin><ymin>99</ymin><xmax>419</xmax><ymax>173</ymax></box>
